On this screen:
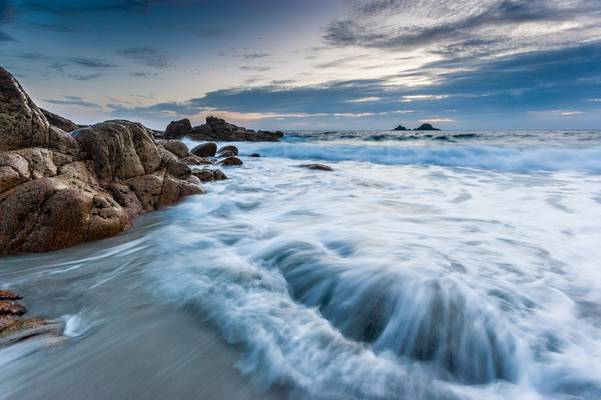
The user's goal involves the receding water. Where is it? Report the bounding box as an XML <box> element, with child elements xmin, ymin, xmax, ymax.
<box><xmin>2</xmin><ymin>131</ymin><xmax>601</xmax><ymax>399</ymax></box>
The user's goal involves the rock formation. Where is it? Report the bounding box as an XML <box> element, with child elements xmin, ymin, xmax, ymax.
<box><xmin>393</xmin><ymin>125</ymin><xmax>408</xmax><ymax>131</ymax></box>
<box><xmin>0</xmin><ymin>67</ymin><xmax>204</xmax><ymax>255</ymax></box>
<box><xmin>414</xmin><ymin>123</ymin><xmax>440</xmax><ymax>131</ymax></box>
<box><xmin>41</xmin><ymin>109</ymin><xmax>80</xmax><ymax>132</ymax></box>
<box><xmin>163</xmin><ymin>116</ymin><xmax>283</xmax><ymax>142</ymax></box>
<box><xmin>299</xmin><ymin>164</ymin><xmax>334</xmax><ymax>171</ymax></box>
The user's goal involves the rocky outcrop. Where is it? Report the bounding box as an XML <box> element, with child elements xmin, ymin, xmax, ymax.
<box><xmin>161</xmin><ymin>116</ymin><xmax>283</xmax><ymax>142</ymax></box>
<box><xmin>414</xmin><ymin>123</ymin><xmax>440</xmax><ymax>131</ymax></box>
<box><xmin>0</xmin><ymin>67</ymin><xmax>204</xmax><ymax>255</ymax></box>
<box><xmin>0</xmin><ymin>289</ymin><xmax>64</xmax><ymax>348</ymax></box>
<box><xmin>41</xmin><ymin>109</ymin><xmax>79</xmax><ymax>132</ymax></box>
<box><xmin>393</xmin><ymin>125</ymin><xmax>408</xmax><ymax>131</ymax></box>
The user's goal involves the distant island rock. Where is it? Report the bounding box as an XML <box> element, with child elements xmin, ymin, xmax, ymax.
<box><xmin>414</xmin><ymin>123</ymin><xmax>440</xmax><ymax>131</ymax></box>
<box><xmin>163</xmin><ymin>116</ymin><xmax>283</xmax><ymax>142</ymax></box>
<box><xmin>393</xmin><ymin>125</ymin><xmax>408</xmax><ymax>131</ymax></box>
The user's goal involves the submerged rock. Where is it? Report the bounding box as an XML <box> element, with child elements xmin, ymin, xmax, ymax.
<box><xmin>0</xmin><ymin>66</ymin><xmax>203</xmax><ymax>255</ymax></box>
<box><xmin>191</xmin><ymin>142</ymin><xmax>217</xmax><ymax>157</ymax></box>
<box><xmin>249</xmin><ymin>153</ymin><xmax>260</xmax><ymax>157</ymax></box>
<box><xmin>192</xmin><ymin>168</ymin><xmax>228</xmax><ymax>182</ymax></box>
<box><xmin>299</xmin><ymin>164</ymin><xmax>334</xmax><ymax>171</ymax></box>
<box><xmin>0</xmin><ymin>300</ymin><xmax>27</xmax><ymax>316</ymax></box>
<box><xmin>414</xmin><ymin>123</ymin><xmax>440</xmax><ymax>131</ymax></box>
<box><xmin>161</xmin><ymin>116</ymin><xmax>283</xmax><ymax>142</ymax></box>
<box><xmin>0</xmin><ymin>290</ymin><xmax>22</xmax><ymax>300</ymax></box>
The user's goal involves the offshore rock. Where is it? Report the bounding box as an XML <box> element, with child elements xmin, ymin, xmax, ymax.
<box><xmin>161</xmin><ymin>116</ymin><xmax>283</xmax><ymax>142</ymax></box>
<box><xmin>41</xmin><ymin>109</ymin><xmax>79</xmax><ymax>132</ymax></box>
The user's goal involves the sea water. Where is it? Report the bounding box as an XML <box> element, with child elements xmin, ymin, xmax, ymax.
<box><xmin>1</xmin><ymin>130</ymin><xmax>601</xmax><ymax>399</ymax></box>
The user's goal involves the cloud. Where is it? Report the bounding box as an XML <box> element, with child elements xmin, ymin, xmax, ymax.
<box><xmin>239</xmin><ymin>66</ymin><xmax>271</xmax><ymax>72</ymax></box>
<box><xmin>0</xmin><ymin>0</ymin><xmax>15</xmax><ymax>23</ymax></box>
<box><xmin>116</xmin><ymin>47</ymin><xmax>176</xmax><ymax>69</ymax></box>
<box><xmin>44</xmin><ymin>96</ymin><xmax>102</xmax><ymax>108</ymax></box>
<box><xmin>66</xmin><ymin>73</ymin><xmax>106</xmax><ymax>81</ymax></box>
<box><xmin>17</xmin><ymin>0</ymin><xmax>169</xmax><ymax>16</ymax></box>
<box><xmin>401</xmin><ymin>95</ymin><xmax>448</xmax><ymax>102</ymax></box>
<box><xmin>347</xmin><ymin>96</ymin><xmax>382</xmax><ymax>103</ymax></box>
<box><xmin>243</xmin><ymin>53</ymin><xmax>270</xmax><ymax>59</ymax></box>
<box><xmin>0</xmin><ymin>30</ymin><xmax>14</xmax><ymax>41</ymax></box>
<box><xmin>68</xmin><ymin>57</ymin><xmax>117</xmax><ymax>68</ymax></box>
<box><xmin>130</xmin><ymin>71</ymin><xmax>159</xmax><ymax>77</ymax></box>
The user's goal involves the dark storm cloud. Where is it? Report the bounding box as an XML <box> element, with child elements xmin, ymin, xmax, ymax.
<box><xmin>116</xmin><ymin>47</ymin><xmax>175</xmax><ymax>69</ymax></box>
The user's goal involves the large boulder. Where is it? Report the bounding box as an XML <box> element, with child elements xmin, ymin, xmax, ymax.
<box><xmin>161</xmin><ymin>139</ymin><xmax>189</xmax><ymax>158</ymax></box>
<box><xmin>0</xmin><ymin>68</ymin><xmax>49</xmax><ymax>151</ymax></box>
<box><xmin>165</xmin><ymin>118</ymin><xmax>192</xmax><ymax>138</ymax></box>
<box><xmin>414</xmin><ymin>123</ymin><xmax>440</xmax><ymax>131</ymax></box>
<box><xmin>191</xmin><ymin>142</ymin><xmax>217</xmax><ymax>157</ymax></box>
<box><xmin>0</xmin><ymin>67</ymin><xmax>205</xmax><ymax>255</ymax></box>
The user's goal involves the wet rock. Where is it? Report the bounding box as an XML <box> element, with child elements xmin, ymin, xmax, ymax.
<box><xmin>161</xmin><ymin>139</ymin><xmax>189</xmax><ymax>158</ymax></box>
<box><xmin>41</xmin><ymin>109</ymin><xmax>79</xmax><ymax>132</ymax></box>
<box><xmin>191</xmin><ymin>142</ymin><xmax>217</xmax><ymax>157</ymax></box>
<box><xmin>0</xmin><ymin>290</ymin><xmax>22</xmax><ymax>300</ymax></box>
<box><xmin>165</xmin><ymin>118</ymin><xmax>192</xmax><ymax>138</ymax></box>
<box><xmin>181</xmin><ymin>155</ymin><xmax>214</xmax><ymax>165</ymax></box>
<box><xmin>212</xmin><ymin>169</ymin><xmax>227</xmax><ymax>180</ymax></box>
<box><xmin>217</xmin><ymin>145</ymin><xmax>239</xmax><ymax>155</ymax></box>
<box><xmin>218</xmin><ymin>150</ymin><xmax>237</xmax><ymax>158</ymax></box>
<box><xmin>300</xmin><ymin>163</ymin><xmax>334</xmax><ymax>171</ymax></box>
<box><xmin>218</xmin><ymin>156</ymin><xmax>243</xmax><ymax>166</ymax></box>
<box><xmin>0</xmin><ymin>67</ymin><xmax>49</xmax><ymax>151</ymax></box>
<box><xmin>192</xmin><ymin>169</ymin><xmax>215</xmax><ymax>182</ymax></box>
<box><xmin>249</xmin><ymin>153</ymin><xmax>260</xmax><ymax>157</ymax></box>
<box><xmin>0</xmin><ymin>300</ymin><xmax>27</xmax><ymax>316</ymax></box>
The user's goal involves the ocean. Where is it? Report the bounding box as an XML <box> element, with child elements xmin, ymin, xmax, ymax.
<box><xmin>1</xmin><ymin>130</ymin><xmax>601</xmax><ymax>399</ymax></box>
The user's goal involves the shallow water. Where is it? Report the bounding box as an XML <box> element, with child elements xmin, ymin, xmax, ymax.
<box><xmin>2</xmin><ymin>130</ymin><xmax>601</xmax><ymax>399</ymax></box>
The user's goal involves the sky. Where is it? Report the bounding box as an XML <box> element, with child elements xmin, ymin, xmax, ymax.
<box><xmin>1</xmin><ymin>0</ymin><xmax>601</xmax><ymax>131</ymax></box>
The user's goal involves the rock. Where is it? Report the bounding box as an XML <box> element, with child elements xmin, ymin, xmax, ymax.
<box><xmin>49</xmin><ymin>126</ymin><xmax>81</xmax><ymax>157</ymax></box>
<box><xmin>161</xmin><ymin>140</ymin><xmax>189</xmax><ymax>158</ymax></box>
<box><xmin>393</xmin><ymin>125</ymin><xmax>408</xmax><ymax>131</ymax></box>
<box><xmin>166</xmin><ymin>159</ymin><xmax>191</xmax><ymax>179</ymax></box>
<box><xmin>212</xmin><ymin>169</ymin><xmax>227</xmax><ymax>180</ymax></box>
<box><xmin>414</xmin><ymin>123</ymin><xmax>440</xmax><ymax>131</ymax></box>
<box><xmin>0</xmin><ymin>67</ymin><xmax>49</xmax><ymax>151</ymax></box>
<box><xmin>300</xmin><ymin>163</ymin><xmax>334</xmax><ymax>171</ymax></box>
<box><xmin>191</xmin><ymin>142</ymin><xmax>217</xmax><ymax>157</ymax></box>
<box><xmin>0</xmin><ymin>290</ymin><xmax>21</xmax><ymax>300</ymax></box>
<box><xmin>218</xmin><ymin>150</ymin><xmax>237</xmax><ymax>158</ymax></box>
<box><xmin>165</xmin><ymin>118</ymin><xmax>192</xmax><ymax>138</ymax></box>
<box><xmin>218</xmin><ymin>156</ymin><xmax>243</xmax><ymax>166</ymax></box>
<box><xmin>164</xmin><ymin>116</ymin><xmax>283</xmax><ymax>142</ymax></box>
<box><xmin>41</xmin><ymin>109</ymin><xmax>79</xmax><ymax>132</ymax></box>
<box><xmin>249</xmin><ymin>153</ymin><xmax>260</xmax><ymax>157</ymax></box>
<box><xmin>0</xmin><ymin>67</ymin><xmax>204</xmax><ymax>255</ymax></box>
<box><xmin>181</xmin><ymin>155</ymin><xmax>213</xmax><ymax>165</ymax></box>
<box><xmin>73</xmin><ymin>120</ymin><xmax>162</xmax><ymax>182</ymax></box>
<box><xmin>192</xmin><ymin>169</ymin><xmax>215</xmax><ymax>182</ymax></box>
<box><xmin>0</xmin><ymin>301</ymin><xmax>27</xmax><ymax>316</ymax></box>
<box><xmin>217</xmin><ymin>145</ymin><xmax>239</xmax><ymax>155</ymax></box>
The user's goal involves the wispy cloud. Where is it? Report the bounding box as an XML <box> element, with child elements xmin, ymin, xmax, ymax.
<box><xmin>117</xmin><ymin>47</ymin><xmax>176</xmax><ymax>69</ymax></box>
<box><xmin>401</xmin><ymin>95</ymin><xmax>448</xmax><ymax>102</ymax></box>
<box><xmin>68</xmin><ymin>57</ymin><xmax>117</xmax><ymax>68</ymax></box>
<box><xmin>44</xmin><ymin>96</ymin><xmax>102</xmax><ymax>108</ymax></box>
